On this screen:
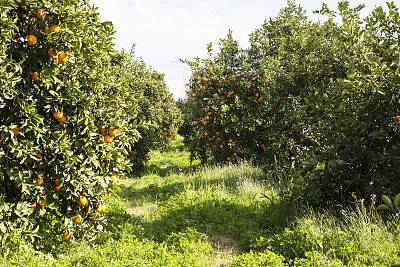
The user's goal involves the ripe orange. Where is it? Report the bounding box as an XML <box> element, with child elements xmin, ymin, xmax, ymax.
<box><xmin>31</xmin><ymin>72</ymin><xmax>40</xmax><ymax>80</ymax></box>
<box><xmin>104</xmin><ymin>134</ymin><xmax>113</xmax><ymax>143</ymax></box>
<box><xmin>50</xmin><ymin>24</ymin><xmax>61</xmax><ymax>33</ymax></box>
<box><xmin>48</xmin><ymin>47</ymin><xmax>56</xmax><ymax>56</ymax></box>
<box><xmin>62</xmin><ymin>232</ymin><xmax>72</xmax><ymax>241</ymax></box>
<box><xmin>54</xmin><ymin>178</ymin><xmax>59</xmax><ymax>185</ymax></box>
<box><xmin>58</xmin><ymin>53</ymin><xmax>68</xmax><ymax>64</ymax></box>
<box><xmin>202</xmin><ymin>86</ymin><xmax>206</xmax><ymax>90</ymax></box>
<box><xmin>193</xmin><ymin>122</ymin><xmax>198</xmax><ymax>126</ymax></box>
<box><xmin>108</xmin><ymin>127</ymin><xmax>118</xmax><ymax>137</ymax></box>
<box><xmin>100</xmin><ymin>162</ymin><xmax>105</xmax><ymax>168</ymax></box>
<box><xmin>27</xmin><ymin>35</ymin><xmax>37</xmax><ymax>45</ymax></box>
<box><xmin>96</xmin><ymin>204</ymin><xmax>106</xmax><ymax>213</ymax></box>
<box><xmin>37</xmin><ymin>177</ymin><xmax>44</xmax><ymax>186</ymax></box>
<box><xmin>73</xmin><ymin>214</ymin><xmax>83</xmax><ymax>223</ymax></box>
<box><xmin>227</xmin><ymin>157</ymin><xmax>231</xmax><ymax>161</ymax></box>
<box><xmin>110</xmin><ymin>175</ymin><xmax>118</xmax><ymax>184</ymax></box>
<box><xmin>11</xmin><ymin>127</ymin><xmax>19</xmax><ymax>136</ymax></box>
<box><xmin>229</xmin><ymin>139</ymin><xmax>232</xmax><ymax>143</ymax></box>
<box><xmin>77</xmin><ymin>196</ymin><xmax>88</xmax><ymax>206</ymax></box>
<box><xmin>99</xmin><ymin>128</ymin><xmax>106</xmax><ymax>134</ymax></box>
<box><xmin>192</xmin><ymin>93</ymin><xmax>196</xmax><ymax>97</ymax></box>
<box><xmin>53</xmin><ymin>112</ymin><xmax>63</xmax><ymax>119</ymax></box>
<box><xmin>57</xmin><ymin>116</ymin><xmax>66</xmax><ymax>123</ymax></box>
<box><xmin>149</xmin><ymin>97</ymin><xmax>153</xmax><ymax>101</ymax></box>
<box><xmin>220</xmin><ymin>101</ymin><xmax>224</xmax><ymax>105</ymax></box>
<box><xmin>204</xmin><ymin>132</ymin><xmax>208</xmax><ymax>136</ymax></box>
<box><xmin>36</xmin><ymin>9</ymin><xmax>46</xmax><ymax>19</ymax></box>
<box><xmin>31</xmin><ymin>204</ymin><xmax>37</xmax><ymax>211</ymax></box>
<box><xmin>38</xmin><ymin>153</ymin><xmax>43</xmax><ymax>162</ymax></box>
<box><xmin>55</xmin><ymin>185</ymin><xmax>62</xmax><ymax>191</ymax></box>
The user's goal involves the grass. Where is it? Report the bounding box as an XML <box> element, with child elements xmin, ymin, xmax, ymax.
<box><xmin>2</xmin><ymin>135</ymin><xmax>400</xmax><ymax>266</ymax></box>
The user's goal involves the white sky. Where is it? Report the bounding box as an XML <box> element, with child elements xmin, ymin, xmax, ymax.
<box><xmin>89</xmin><ymin>0</ymin><xmax>394</xmax><ymax>99</ymax></box>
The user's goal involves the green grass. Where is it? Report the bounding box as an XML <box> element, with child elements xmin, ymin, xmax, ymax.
<box><xmin>2</xmin><ymin>136</ymin><xmax>400</xmax><ymax>266</ymax></box>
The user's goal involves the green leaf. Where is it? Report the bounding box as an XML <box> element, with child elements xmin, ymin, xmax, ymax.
<box><xmin>382</xmin><ymin>195</ymin><xmax>393</xmax><ymax>209</ymax></box>
<box><xmin>376</xmin><ymin>204</ymin><xmax>391</xmax><ymax>211</ymax></box>
<box><xmin>394</xmin><ymin>193</ymin><xmax>400</xmax><ymax>207</ymax></box>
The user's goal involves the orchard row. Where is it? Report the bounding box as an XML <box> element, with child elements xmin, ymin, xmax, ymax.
<box><xmin>179</xmin><ymin>1</ymin><xmax>400</xmax><ymax>206</ymax></box>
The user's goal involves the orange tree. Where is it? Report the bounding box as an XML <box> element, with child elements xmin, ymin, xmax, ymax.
<box><xmin>113</xmin><ymin>52</ymin><xmax>182</xmax><ymax>172</ymax></box>
<box><xmin>0</xmin><ymin>0</ymin><xmax>141</xmax><ymax>246</ymax></box>
<box><xmin>181</xmin><ymin>1</ymin><xmax>400</xmax><ymax>206</ymax></box>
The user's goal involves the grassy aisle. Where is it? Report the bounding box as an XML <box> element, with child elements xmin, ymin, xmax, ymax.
<box><xmin>2</xmin><ymin>136</ymin><xmax>400</xmax><ymax>266</ymax></box>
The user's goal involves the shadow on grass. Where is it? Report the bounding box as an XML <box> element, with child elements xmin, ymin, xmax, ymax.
<box><xmin>118</xmin><ymin>181</ymin><xmax>187</xmax><ymax>202</ymax></box>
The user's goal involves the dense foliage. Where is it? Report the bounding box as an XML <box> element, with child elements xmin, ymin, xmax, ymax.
<box><xmin>0</xmin><ymin>0</ymin><xmax>181</xmax><ymax>247</ymax></box>
<box><xmin>180</xmin><ymin>1</ymin><xmax>400</xmax><ymax>206</ymax></box>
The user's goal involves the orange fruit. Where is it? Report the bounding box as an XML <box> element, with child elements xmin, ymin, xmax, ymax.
<box><xmin>27</xmin><ymin>35</ymin><xmax>37</xmax><ymax>45</ymax></box>
<box><xmin>57</xmin><ymin>116</ymin><xmax>66</xmax><ymax>123</ymax></box>
<box><xmin>100</xmin><ymin>128</ymin><xmax>107</xmax><ymax>134</ymax></box>
<box><xmin>58</xmin><ymin>53</ymin><xmax>68</xmax><ymax>64</ymax></box>
<box><xmin>11</xmin><ymin>127</ymin><xmax>19</xmax><ymax>136</ymax></box>
<box><xmin>100</xmin><ymin>162</ymin><xmax>105</xmax><ymax>168</ymax></box>
<box><xmin>73</xmin><ymin>214</ymin><xmax>83</xmax><ymax>224</ymax></box>
<box><xmin>50</xmin><ymin>24</ymin><xmax>61</xmax><ymax>33</ymax></box>
<box><xmin>62</xmin><ymin>232</ymin><xmax>72</xmax><ymax>241</ymax></box>
<box><xmin>204</xmin><ymin>132</ymin><xmax>208</xmax><ymax>136</ymax></box>
<box><xmin>192</xmin><ymin>93</ymin><xmax>196</xmax><ymax>97</ymax></box>
<box><xmin>96</xmin><ymin>204</ymin><xmax>106</xmax><ymax>213</ymax></box>
<box><xmin>227</xmin><ymin>157</ymin><xmax>231</xmax><ymax>161</ymax></box>
<box><xmin>220</xmin><ymin>101</ymin><xmax>224</xmax><ymax>105</ymax></box>
<box><xmin>31</xmin><ymin>204</ymin><xmax>37</xmax><ymax>210</ymax></box>
<box><xmin>202</xmin><ymin>77</ymin><xmax>208</xmax><ymax>82</ymax></box>
<box><xmin>31</xmin><ymin>72</ymin><xmax>40</xmax><ymax>80</ymax></box>
<box><xmin>38</xmin><ymin>153</ymin><xmax>43</xmax><ymax>161</ymax></box>
<box><xmin>77</xmin><ymin>196</ymin><xmax>88</xmax><ymax>206</ymax></box>
<box><xmin>110</xmin><ymin>175</ymin><xmax>118</xmax><ymax>184</ymax></box>
<box><xmin>229</xmin><ymin>139</ymin><xmax>232</xmax><ymax>143</ymax></box>
<box><xmin>108</xmin><ymin>127</ymin><xmax>118</xmax><ymax>137</ymax></box>
<box><xmin>54</xmin><ymin>178</ymin><xmax>60</xmax><ymax>185</ymax></box>
<box><xmin>36</xmin><ymin>9</ymin><xmax>46</xmax><ymax>19</ymax></box>
<box><xmin>149</xmin><ymin>97</ymin><xmax>153</xmax><ymax>101</ymax></box>
<box><xmin>202</xmin><ymin>86</ymin><xmax>206</xmax><ymax>90</ymax></box>
<box><xmin>55</xmin><ymin>185</ymin><xmax>62</xmax><ymax>192</ymax></box>
<box><xmin>104</xmin><ymin>135</ymin><xmax>113</xmax><ymax>143</ymax></box>
<box><xmin>53</xmin><ymin>112</ymin><xmax>63</xmax><ymax>119</ymax></box>
<box><xmin>37</xmin><ymin>177</ymin><xmax>44</xmax><ymax>186</ymax></box>
<box><xmin>48</xmin><ymin>47</ymin><xmax>56</xmax><ymax>56</ymax></box>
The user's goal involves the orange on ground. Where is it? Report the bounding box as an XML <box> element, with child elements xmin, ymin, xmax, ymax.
<box><xmin>27</xmin><ymin>35</ymin><xmax>37</xmax><ymax>45</ymax></box>
<box><xmin>104</xmin><ymin>135</ymin><xmax>113</xmax><ymax>143</ymax></box>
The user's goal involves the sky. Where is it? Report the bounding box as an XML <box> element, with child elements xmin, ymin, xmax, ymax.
<box><xmin>89</xmin><ymin>0</ymin><xmax>394</xmax><ymax>100</ymax></box>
